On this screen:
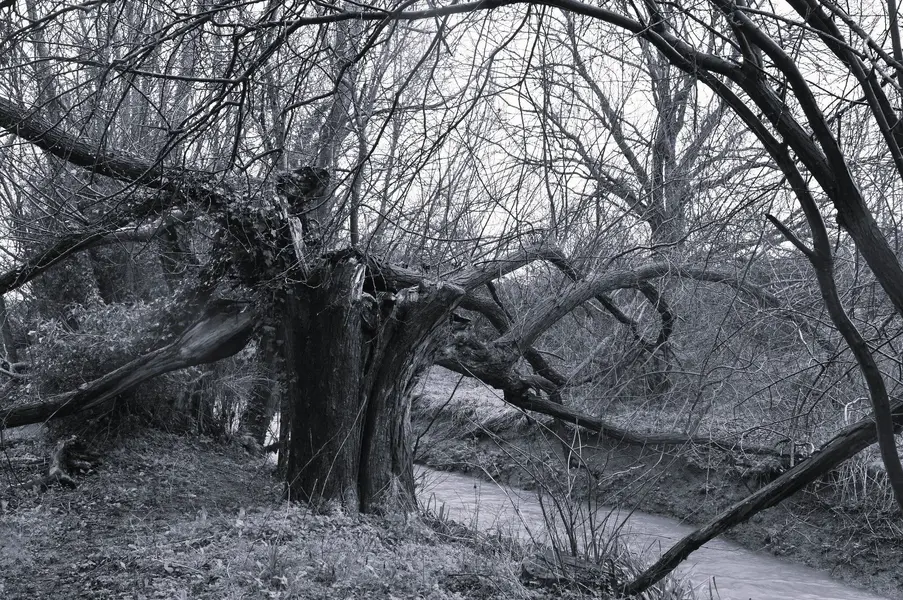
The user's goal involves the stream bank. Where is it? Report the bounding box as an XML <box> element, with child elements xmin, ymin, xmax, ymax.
<box><xmin>411</xmin><ymin>369</ymin><xmax>903</xmax><ymax>600</ymax></box>
<box><xmin>418</xmin><ymin>467</ymin><xmax>891</xmax><ymax>600</ymax></box>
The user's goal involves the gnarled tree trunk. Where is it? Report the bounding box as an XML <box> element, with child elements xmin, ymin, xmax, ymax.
<box><xmin>284</xmin><ymin>256</ymin><xmax>463</xmax><ymax>513</ymax></box>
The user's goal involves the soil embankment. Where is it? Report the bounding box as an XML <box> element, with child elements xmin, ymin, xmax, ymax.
<box><xmin>412</xmin><ymin>368</ymin><xmax>903</xmax><ymax>600</ymax></box>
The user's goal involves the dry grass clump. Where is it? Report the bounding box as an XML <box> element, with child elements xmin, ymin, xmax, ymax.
<box><xmin>119</xmin><ymin>502</ymin><xmax>538</xmax><ymax>599</ymax></box>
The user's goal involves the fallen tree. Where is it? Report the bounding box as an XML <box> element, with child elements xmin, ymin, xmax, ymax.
<box><xmin>435</xmin><ymin>338</ymin><xmax>809</xmax><ymax>461</ymax></box>
<box><xmin>0</xmin><ymin>301</ymin><xmax>256</xmax><ymax>429</ymax></box>
<box><xmin>623</xmin><ymin>397</ymin><xmax>903</xmax><ymax>594</ymax></box>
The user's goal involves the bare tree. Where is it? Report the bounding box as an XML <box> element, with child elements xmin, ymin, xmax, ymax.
<box><xmin>0</xmin><ymin>6</ymin><xmax>901</xmax><ymax>592</ymax></box>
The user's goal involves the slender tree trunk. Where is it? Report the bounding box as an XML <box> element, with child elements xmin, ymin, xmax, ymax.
<box><xmin>623</xmin><ymin>397</ymin><xmax>903</xmax><ymax>595</ymax></box>
<box><xmin>159</xmin><ymin>219</ymin><xmax>198</xmax><ymax>292</ymax></box>
<box><xmin>243</xmin><ymin>330</ymin><xmax>279</xmax><ymax>445</ymax></box>
<box><xmin>0</xmin><ymin>295</ymin><xmax>17</xmax><ymax>363</ymax></box>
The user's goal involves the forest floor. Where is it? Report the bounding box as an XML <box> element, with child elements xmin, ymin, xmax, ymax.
<box><xmin>412</xmin><ymin>367</ymin><xmax>903</xmax><ymax>600</ymax></box>
<box><xmin>0</xmin><ymin>422</ymin><xmax>696</xmax><ymax>600</ymax></box>
<box><xmin>0</xmin><ymin>427</ymin><xmax>535</xmax><ymax>600</ymax></box>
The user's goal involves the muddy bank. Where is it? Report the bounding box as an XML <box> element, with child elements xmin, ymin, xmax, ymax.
<box><xmin>411</xmin><ymin>382</ymin><xmax>903</xmax><ymax>600</ymax></box>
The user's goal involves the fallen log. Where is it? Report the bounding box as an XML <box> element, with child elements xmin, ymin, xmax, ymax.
<box><xmin>0</xmin><ymin>302</ymin><xmax>257</xmax><ymax>429</ymax></box>
<box><xmin>622</xmin><ymin>398</ymin><xmax>903</xmax><ymax>596</ymax></box>
<box><xmin>435</xmin><ymin>354</ymin><xmax>802</xmax><ymax>461</ymax></box>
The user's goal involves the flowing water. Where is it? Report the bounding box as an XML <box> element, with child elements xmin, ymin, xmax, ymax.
<box><xmin>416</xmin><ymin>467</ymin><xmax>892</xmax><ymax>600</ymax></box>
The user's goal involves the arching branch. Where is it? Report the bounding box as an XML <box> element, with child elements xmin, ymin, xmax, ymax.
<box><xmin>545</xmin><ymin>245</ymin><xmax>674</xmax><ymax>351</ymax></box>
<box><xmin>498</xmin><ymin>263</ymin><xmax>835</xmax><ymax>355</ymax></box>
<box><xmin>496</xmin><ymin>263</ymin><xmax>677</xmax><ymax>351</ymax></box>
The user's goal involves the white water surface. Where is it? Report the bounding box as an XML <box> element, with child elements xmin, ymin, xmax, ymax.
<box><xmin>416</xmin><ymin>467</ymin><xmax>892</xmax><ymax>600</ymax></box>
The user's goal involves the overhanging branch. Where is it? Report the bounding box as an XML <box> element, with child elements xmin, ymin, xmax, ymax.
<box><xmin>0</xmin><ymin>96</ymin><xmax>168</xmax><ymax>185</ymax></box>
<box><xmin>434</xmin><ymin>348</ymin><xmax>790</xmax><ymax>456</ymax></box>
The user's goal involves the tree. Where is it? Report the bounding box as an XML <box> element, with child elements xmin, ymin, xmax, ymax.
<box><xmin>1</xmin><ymin>0</ymin><xmax>903</xmax><ymax>593</ymax></box>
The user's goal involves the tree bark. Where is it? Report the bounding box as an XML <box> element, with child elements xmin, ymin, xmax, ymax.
<box><xmin>284</xmin><ymin>256</ymin><xmax>463</xmax><ymax>513</ymax></box>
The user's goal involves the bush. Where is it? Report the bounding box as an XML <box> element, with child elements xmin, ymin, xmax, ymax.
<box><xmin>26</xmin><ymin>301</ymin><xmax>162</xmax><ymax>395</ymax></box>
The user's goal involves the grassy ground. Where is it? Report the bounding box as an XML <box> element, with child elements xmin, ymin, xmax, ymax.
<box><xmin>0</xmin><ymin>422</ymin><xmax>700</xmax><ymax>600</ymax></box>
<box><xmin>412</xmin><ymin>367</ymin><xmax>903</xmax><ymax>600</ymax></box>
<box><xmin>0</xmin><ymin>428</ymin><xmax>528</xmax><ymax>600</ymax></box>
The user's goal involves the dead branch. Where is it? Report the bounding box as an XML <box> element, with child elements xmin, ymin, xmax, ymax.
<box><xmin>0</xmin><ymin>197</ymin><xmax>180</xmax><ymax>296</ymax></box>
<box><xmin>0</xmin><ymin>302</ymin><xmax>257</xmax><ymax>429</ymax></box>
<box><xmin>8</xmin><ymin>436</ymin><xmax>98</xmax><ymax>492</ymax></box>
<box><xmin>0</xmin><ymin>95</ymin><xmax>173</xmax><ymax>186</ymax></box>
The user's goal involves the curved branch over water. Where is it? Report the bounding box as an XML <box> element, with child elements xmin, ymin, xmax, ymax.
<box><xmin>623</xmin><ymin>398</ymin><xmax>903</xmax><ymax>595</ymax></box>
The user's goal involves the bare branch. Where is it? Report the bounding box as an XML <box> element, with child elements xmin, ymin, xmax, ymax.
<box><xmin>624</xmin><ymin>397</ymin><xmax>903</xmax><ymax>594</ymax></box>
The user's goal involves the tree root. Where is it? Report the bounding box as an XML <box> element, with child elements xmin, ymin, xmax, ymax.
<box><xmin>8</xmin><ymin>436</ymin><xmax>98</xmax><ymax>492</ymax></box>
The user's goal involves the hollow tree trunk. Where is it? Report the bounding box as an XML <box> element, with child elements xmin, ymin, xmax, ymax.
<box><xmin>284</xmin><ymin>257</ymin><xmax>462</xmax><ymax>513</ymax></box>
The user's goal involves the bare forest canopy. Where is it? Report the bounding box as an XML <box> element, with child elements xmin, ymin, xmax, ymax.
<box><xmin>1</xmin><ymin>0</ymin><xmax>903</xmax><ymax>594</ymax></box>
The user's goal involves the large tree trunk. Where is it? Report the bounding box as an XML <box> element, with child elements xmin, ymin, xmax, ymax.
<box><xmin>284</xmin><ymin>257</ymin><xmax>462</xmax><ymax>513</ymax></box>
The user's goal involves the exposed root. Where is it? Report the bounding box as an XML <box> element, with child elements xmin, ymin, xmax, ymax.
<box><xmin>8</xmin><ymin>435</ymin><xmax>99</xmax><ymax>492</ymax></box>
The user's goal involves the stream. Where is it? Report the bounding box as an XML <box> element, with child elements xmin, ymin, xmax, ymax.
<box><xmin>416</xmin><ymin>467</ymin><xmax>892</xmax><ymax>600</ymax></box>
